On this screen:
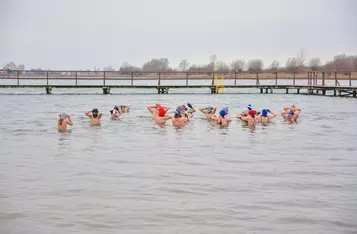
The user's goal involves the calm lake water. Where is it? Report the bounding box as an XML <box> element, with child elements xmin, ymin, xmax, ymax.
<box><xmin>1</xmin><ymin>89</ymin><xmax>357</xmax><ymax>234</ymax></box>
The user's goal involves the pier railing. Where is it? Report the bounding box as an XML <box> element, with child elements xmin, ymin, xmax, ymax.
<box><xmin>1</xmin><ymin>70</ymin><xmax>357</xmax><ymax>87</ymax></box>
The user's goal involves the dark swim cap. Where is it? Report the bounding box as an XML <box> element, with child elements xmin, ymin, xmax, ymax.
<box><xmin>262</xmin><ymin>109</ymin><xmax>268</xmax><ymax>117</ymax></box>
<box><xmin>219</xmin><ymin>109</ymin><xmax>227</xmax><ymax>117</ymax></box>
<box><xmin>92</xmin><ymin>108</ymin><xmax>99</xmax><ymax>114</ymax></box>
<box><xmin>288</xmin><ymin>110</ymin><xmax>294</xmax><ymax>115</ymax></box>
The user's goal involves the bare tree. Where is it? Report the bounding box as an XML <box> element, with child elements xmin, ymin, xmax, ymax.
<box><xmin>3</xmin><ymin>61</ymin><xmax>16</xmax><ymax>70</ymax></box>
<box><xmin>178</xmin><ymin>59</ymin><xmax>190</xmax><ymax>71</ymax></box>
<box><xmin>215</xmin><ymin>61</ymin><xmax>230</xmax><ymax>73</ymax></box>
<box><xmin>308</xmin><ymin>58</ymin><xmax>321</xmax><ymax>71</ymax></box>
<box><xmin>209</xmin><ymin>54</ymin><xmax>217</xmax><ymax>71</ymax></box>
<box><xmin>16</xmin><ymin>64</ymin><xmax>25</xmax><ymax>70</ymax></box>
<box><xmin>333</xmin><ymin>53</ymin><xmax>347</xmax><ymax>70</ymax></box>
<box><xmin>103</xmin><ymin>65</ymin><xmax>115</xmax><ymax>71</ymax></box>
<box><xmin>231</xmin><ymin>60</ymin><xmax>245</xmax><ymax>72</ymax></box>
<box><xmin>247</xmin><ymin>59</ymin><xmax>263</xmax><ymax>72</ymax></box>
<box><xmin>120</xmin><ymin>62</ymin><xmax>141</xmax><ymax>72</ymax></box>
<box><xmin>297</xmin><ymin>48</ymin><xmax>307</xmax><ymax>69</ymax></box>
<box><xmin>285</xmin><ymin>57</ymin><xmax>299</xmax><ymax>73</ymax></box>
<box><xmin>142</xmin><ymin>58</ymin><xmax>170</xmax><ymax>72</ymax></box>
<box><xmin>271</xmin><ymin>60</ymin><xmax>279</xmax><ymax>71</ymax></box>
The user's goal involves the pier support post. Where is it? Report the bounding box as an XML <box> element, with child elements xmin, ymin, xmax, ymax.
<box><xmin>322</xmin><ymin>90</ymin><xmax>326</xmax><ymax>96</ymax></box>
<box><xmin>46</xmin><ymin>87</ymin><xmax>52</xmax><ymax>94</ymax></box>
<box><xmin>286</xmin><ymin>88</ymin><xmax>289</xmax><ymax>94</ymax></box>
<box><xmin>103</xmin><ymin>87</ymin><xmax>111</xmax><ymax>95</ymax></box>
<box><xmin>297</xmin><ymin>89</ymin><xmax>300</xmax><ymax>94</ymax></box>
<box><xmin>210</xmin><ymin>87</ymin><xmax>216</xmax><ymax>94</ymax></box>
<box><xmin>260</xmin><ymin>88</ymin><xmax>263</xmax><ymax>94</ymax></box>
<box><xmin>338</xmin><ymin>90</ymin><xmax>342</xmax><ymax>97</ymax></box>
<box><xmin>265</xmin><ymin>88</ymin><xmax>268</xmax><ymax>94</ymax></box>
<box><xmin>308</xmin><ymin>89</ymin><xmax>313</xmax><ymax>95</ymax></box>
<box><xmin>334</xmin><ymin>89</ymin><xmax>337</xmax><ymax>96</ymax></box>
<box><xmin>270</xmin><ymin>88</ymin><xmax>273</xmax><ymax>94</ymax></box>
<box><xmin>353</xmin><ymin>91</ymin><xmax>356</xmax><ymax>98</ymax></box>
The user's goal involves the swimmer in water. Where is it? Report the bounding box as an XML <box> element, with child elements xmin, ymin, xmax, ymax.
<box><xmin>240</xmin><ymin>109</ymin><xmax>258</xmax><ymax>127</ymax></box>
<box><xmin>109</xmin><ymin>106</ymin><xmax>120</xmax><ymax>120</ymax></box>
<box><xmin>179</xmin><ymin>103</ymin><xmax>195</xmax><ymax>120</ymax></box>
<box><xmin>147</xmin><ymin>104</ymin><xmax>170</xmax><ymax>119</ymax></box>
<box><xmin>172</xmin><ymin>109</ymin><xmax>187</xmax><ymax>128</ymax></box>
<box><xmin>185</xmin><ymin>103</ymin><xmax>196</xmax><ymax>119</ymax></box>
<box><xmin>154</xmin><ymin>107</ymin><xmax>172</xmax><ymax>125</ymax></box>
<box><xmin>199</xmin><ymin>105</ymin><xmax>217</xmax><ymax>120</ymax></box>
<box><xmin>57</xmin><ymin>112</ymin><xmax>73</xmax><ymax>132</ymax></box>
<box><xmin>118</xmin><ymin>104</ymin><xmax>130</xmax><ymax>113</ymax></box>
<box><xmin>281</xmin><ymin>105</ymin><xmax>301</xmax><ymax>123</ymax></box>
<box><xmin>256</xmin><ymin>109</ymin><xmax>277</xmax><ymax>125</ymax></box>
<box><xmin>211</xmin><ymin>107</ymin><xmax>230</xmax><ymax>127</ymax></box>
<box><xmin>85</xmin><ymin>108</ymin><xmax>102</xmax><ymax>126</ymax></box>
<box><xmin>236</xmin><ymin>104</ymin><xmax>253</xmax><ymax>124</ymax></box>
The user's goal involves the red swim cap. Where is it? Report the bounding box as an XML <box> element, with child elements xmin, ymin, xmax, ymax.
<box><xmin>156</xmin><ymin>104</ymin><xmax>162</xmax><ymax>109</ymax></box>
<box><xmin>158</xmin><ymin>108</ymin><xmax>166</xmax><ymax>117</ymax></box>
<box><xmin>248</xmin><ymin>110</ymin><xmax>257</xmax><ymax>116</ymax></box>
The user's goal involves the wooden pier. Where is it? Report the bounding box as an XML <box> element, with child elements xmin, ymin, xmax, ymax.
<box><xmin>0</xmin><ymin>70</ymin><xmax>356</xmax><ymax>97</ymax></box>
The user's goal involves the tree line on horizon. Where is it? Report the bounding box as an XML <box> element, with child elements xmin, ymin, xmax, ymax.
<box><xmin>2</xmin><ymin>51</ymin><xmax>357</xmax><ymax>74</ymax></box>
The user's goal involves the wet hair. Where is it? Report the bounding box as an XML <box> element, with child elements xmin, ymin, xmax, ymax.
<box><xmin>114</xmin><ymin>106</ymin><xmax>119</xmax><ymax>111</ymax></box>
<box><xmin>92</xmin><ymin>108</ymin><xmax>99</xmax><ymax>118</ymax></box>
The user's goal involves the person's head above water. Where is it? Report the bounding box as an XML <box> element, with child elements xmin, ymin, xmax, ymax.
<box><xmin>114</xmin><ymin>106</ymin><xmax>119</xmax><ymax>111</ymax></box>
<box><xmin>155</xmin><ymin>104</ymin><xmax>162</xmax><ymax>110</ymax></box>
<box><xmin>219</xmin><ymin>108</ymin><xmax>228</xmax><ymax>117</ymax></box>
<box><xmin>59</xmin><ymin>112</ymin><xmax>68</xmax><ymax>120</ymax></box>
<box><xmin>262</xmin><ymin>109</ymin><xmax>269</xmax><ymax>117</ymax></box>
<box><xmin>247</xmin><ymin>104</ymin><xmax>252</xmax><ymax>110</ymax></box>
<box><xmin>92</xmin><ymin>108</ymin><xmax>99</xmax><ymax>118</ymax></box>
<box><xmin>248</xmin><ymin>110</ymin><xmax>257</xmax><ymax>118</ymax></box>
<box><xmin>288</xmin><ymin>110</ymin><xmax>295</xmax><ymax>116</ymax></box>
<box><xmin>158</xmin><ymin>108</ymin><xmax>166</xmax><ymax>117</ymax></box>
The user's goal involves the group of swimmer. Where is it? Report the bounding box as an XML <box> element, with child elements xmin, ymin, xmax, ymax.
<box><xmin>57</xmin><ymin>103</ymin><xmax>301</xmax><ymax>132</ymax></box>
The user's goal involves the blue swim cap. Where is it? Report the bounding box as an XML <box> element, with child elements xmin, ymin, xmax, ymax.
<box><xmin>288</xmin><ymin>110</ymin><xmax>294</xmax><ymax>115</ymax></box>
<box><xmin>219</xmin><ymin>109</ymin><xmax>227</xmax><ymax>117</ymax></box>
<box><xmin>185</xmin><ymin>108</ymin><xmax>188</xmax><ymax>111</ymax></box>
<box><xmin>247</xmin><ymin>104</ymin><xmax>252</xmax><ymax>110</ymax></box>
<box><xmin>262</xmin><ymin>109</ymin><xmax>268</xmax><ymax>117</ymax></box>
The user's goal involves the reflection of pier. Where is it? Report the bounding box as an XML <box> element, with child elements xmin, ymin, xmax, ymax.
<box><xmin>0</xmin><ymin>70</ymin><xmax>356</xmax><ymax>97</ymax></box>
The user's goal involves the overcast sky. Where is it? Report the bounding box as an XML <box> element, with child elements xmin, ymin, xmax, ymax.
<box><xmin>1</xmin><ymin>0</ymin><xmax>356</xmax><ymax>69</ymax></box>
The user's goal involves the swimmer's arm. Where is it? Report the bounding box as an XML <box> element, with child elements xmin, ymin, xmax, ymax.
<box><xmin>85</xmin><ymin>111</ymin><xmax>92</xmax><ymax>118</ymax></box>
<box><xmin>269</xmin><ymin>112</ymin><xmax>277</xmax><ymax>120</ymax></box>
<box><xmin>199</xmin><ymin>108</ymin><xmax>207</xmax><ymax>114</ymax></box>
<box><xmin>213</xmin><ymin>108</ymin><xmax>217</xmax><ymax>114</ymax></box>
<box><xmin>162</xmin><ymin>106</ymin><xmax>170</xmax><ymax>111</ymax></box>
<box><xmin>98</xmin><ymin>112</ymin><xmax>103</xmax><ymax>119</ymax></box>
<box><xmin>241</xmin><ymin>116</ymin><xmax>249</xmax><ymax>121</ymax></box>
<box><xmin>236</xmin><ymin>114</ymin><xmax>242</xmax><ymax>119</ymax></box>
<box><xmin>147</xmin><ymin>105</ymin><xmax>155</xmax><ymax>113</ymax></box>
<box><xmin>67</xmin><ymin>119</ymin><xmax>73</xmax><ymax>126</ymax></box>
